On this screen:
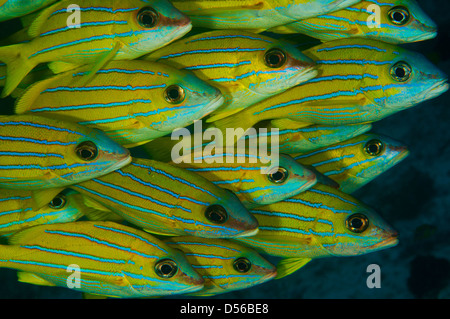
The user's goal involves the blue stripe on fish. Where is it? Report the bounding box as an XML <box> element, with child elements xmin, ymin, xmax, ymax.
<box><xmin>317</xmin><ymin>45</ymin><xmax>387</xmax><ymax>53</ymax></box>
<box><xmin>131</xmin><ymin>162</ymin><xmax>220</xmax><ymax>201</ymax></box>
<box><xmin>0</xmin><ymin>136</ymin><xmax>77</xmax><ymax>146</ymax></box>
<box><xmin>93</xmin><ymin>224</ymin><xmax>169</xmax><ymax>254</ymax></box>
<box><xmin>0</xmin><ymin>121</ymin><xmax>85</xmax><ymax>136</ymax></box>
<box><xmin>0</xmin><ymin>151</ymin><xmax>64</xmax><ymax>158</ymax></box>
<box><xmin>184</xmin><ymin>61</ymin><xmax>252</xmax><ymax>70</ymax></box>
<box><xmin>44</xmin><ymin>230</ymin><xmax>159</xmax><ymax>259</ymax></box>
<box><xmin>114</xmin><ymin>169</ymin><xmax>209</xmax><ymax>207</ymax></box>
<box><xmin>87</xmin><ymin>177</ymin><xmax>193</xmax><ymax>213</ymax></box>
<box><xmin>29</xmin><ymin>99</ymin><xmax>153</xmax><ymax>113</ymax></box>
<box><xmin>40</xmin><ymin>21</ymin><xmax>128</xmax><ymax>37</ymax></box>
<box><xmin>186</xmin><ymin>34</ymin><xmax>273</xmax><ymax>44</ymax></box>
<box><xmin>157</xmin><ymin>48</ymin><xmax>266</xmax><ymax>60</ymax></box>
<box><xmin>42</xmin><ymin>84</ymin><xmax>166</xmax><ymax>93</ymax></box>
<box><xmin>20</xmin><ymin>245</ymin><xmax>127</xmax><ymax>264</ymax></box>
<box><xmin>50</xmin><ymin>7</ymin><xmax>138</xmax><ymax>16</ymax></box>
<box><xmin>164</xmin><ymin>241</ymin><xmax>241</xmax><ymax>253</ymax></box>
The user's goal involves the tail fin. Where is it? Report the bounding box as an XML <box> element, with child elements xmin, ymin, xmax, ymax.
<box><xmin>0</xmin><ymin>43</ymin><xmax>35</xmax><ymax>98</ymax></box>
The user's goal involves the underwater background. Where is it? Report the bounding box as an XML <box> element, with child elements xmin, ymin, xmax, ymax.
<box><xmin>0</xmin><ymin>0</ymin><xmax>448</xmax><ymax>299</ymax></box>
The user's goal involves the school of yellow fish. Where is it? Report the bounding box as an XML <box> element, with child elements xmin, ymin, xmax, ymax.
<box><xmin>0</xmin><ymin>0</ymin><xmax>447</xmax><ymax>298</ymax></box>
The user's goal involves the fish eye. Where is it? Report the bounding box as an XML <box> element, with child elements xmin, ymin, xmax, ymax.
<box><xmin>268</xmin><ymin>167</ymin><xmax>289</xmax><ymax>184</ymax></box>
<box><xmin>345</xmin><ymin>214</ymin><xmax>369</xmax><ymax>233</ymax></box>
<box><xmin>137</xmin><ymin>7</ymin><xmax>159</xmax><ymax>28</ymax></box>
<box><xmin>264</xmin><ymin>48</ymin><xmax>287</xmax><ymax>68</ymax></box>
<box><xmin>155</xmin><ymin>259</ymin><xmax>178</xmax><ymax>278</ymax></box>
<box><xmin>75</xmin><ymin>141</ymin><xmax>98</xmax><ymax>161</ymax></box>
<box><xmin>388</xmin><ymin>6</ymin><xmax>410</xmax><ymax>25</ymax></box>
<box><xmin>205</xmin><ymin>205</ymin><xmax>228</xmax><ymax>224</ymax></box>
<box><xmin>164</xmin><ymin>85</ymin><xmax>186</xmax><ymax>104</ymax></box>
<box><xmin>233</xmin><ymin>257</ymin><xmax>252</xmax><ymax>273</ymax></box>
<box><xmin>364</xmin><ymin>139</ymin><xmax>385</xmax><ymax>156</ymax></box>
<box><xmin>390</xmin><ymin>61</ymin><xmax>412</xmax><ymax>82</ymax></box>
<box><xmin>48</xmin><ymin>194</ymin><xmax>67</xmax><ymax>209</ymax></box>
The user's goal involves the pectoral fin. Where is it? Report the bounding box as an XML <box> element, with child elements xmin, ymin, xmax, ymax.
<box><xmin>48</xmin><ymin>61</ymin><xmax>82</xmax><ymax>74</ymax></box>
<box><xmin>31</xmin><ymin>187</ymin><xmax>66</xmax><ymax>210</ymax></box>
<box><xmin>75</xmin><ymin>42</ymin><xmax>123</xmax><ymax>87</ymax></box>
<box><xmin>275</xmin><ymin>257</ymin><xmax>312</xmax><ymax>279</ymax></box>
<box><xmin>27</xmin><ymin>1</ymin><xmax>62</xmax><ymax>38</ymax></box>
<box><xmin>17</xmin><ymin>272</ymin><xmax>57</xmax><ymax>287</ymax></box>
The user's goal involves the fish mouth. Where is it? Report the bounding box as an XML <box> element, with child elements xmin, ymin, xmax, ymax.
<box><xmin>262</xmin><ymin>269</ymin><xmax>278</xmax><ymax>281</ymax></box>
<box><xmin>201</xmin><ymin>94</ymin><xmax>225</xmax><ymax>117</ymax></box>
<box><xmin>104</xmin><ymin>152</ymin><xmax>132</xmax><ymax>173</ymax></box>
<box><xmin>371</xmin><ymin>232</ymin><xmax>399</xmax><ymax>251</ymax></box>
<box><xmin>291</xmin><ymin>67</ymin><xmax>318</xmax><ymax>86</ymax></box>
<box><xmin>407</xmin><ymin>31</ymin><xmax>438</xmax><ymax>43</ymax></box>
<box><xmin>178</xmin><ymin>280</ymin><xmax>205</xmax><ymax>294</ymax></box>
<box><xmin>422</xmin><ymin>80</ymin><xmax>449</xmax><ymax>100</ymax></box>
<box><xmin>388</xmin><ymin>146</ymin><xmax>410</xmax><ymax>166</ymax></box>
<box><xmin>161</xmin><ymin>14</ymin><xmax>192</xmax><ymax>42</ymax></box>
<box><xmin>302</xmin><ymin>173</ymin><xmax>318</xmax><ymax>188</ymax></box>
<box><xmin>237</xmin><ymin>227</ymin><xmax>259</xmax><ymax>238</ymax></box>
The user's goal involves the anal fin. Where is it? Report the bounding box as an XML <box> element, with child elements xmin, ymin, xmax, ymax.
<box><xmin>275</xmin><ymin>257</ymin><xmax>312</xmax><ymax>279</ymax></box>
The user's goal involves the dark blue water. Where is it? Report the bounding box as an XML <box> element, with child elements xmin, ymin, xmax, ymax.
<box><xmin>0</xmin><ymin>0</ymin><xmax>448</xmax><ymax>300</ymax></box>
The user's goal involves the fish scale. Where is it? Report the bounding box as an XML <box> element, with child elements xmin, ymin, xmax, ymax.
<box><xmin>170</xmin><ymin>151</ymin><xmax>317</xmax><ymax>208</ymax></box>
<box><xmin>0</xmin><ymin>0</ymin><xmax>445</xmax><ymax>299</ymax></box>
<box><xmin>143</xmin><ymin>30</ymin><xmax>318</xmax><ymax>121</ymax></box>
<box><xmin>170</xmin><ymin>0</ymin><xmax>362</xmax><ymax>30</ymax></box>
<box><xmin>291</xmin><ymin>133</ymin><xmax>409</xmax><ymax>193</ymax></box>
<box><xmin>164</xmin><ymin>236</ymin><xmax>276</xmax><ymax>296</ymax></box>
<box><xmin>142</xmin><ymin>123</ymin><xmax>372</xmax><ymax>162</ymax></box>
<box><xmin>0</xmin><ymin>0</ymin><xmax>192</xmax><ymax>97</ymax></box>
<box><xmin>269</xmin><ymin>0</ymin><xmax>438</xmax><ymax>44</ymax></box>
<box><xmin>0</xmin><ymin>114</ymin><xmax>131</xmax><ymax>190</ymax></box>
<box><xmin>212</xmin><ymin>38</ymin><xmax>448</xmax><ymax>133</ymax></box>
<box><xmin>69</xmin><ymin>158</ymin><xmax>259</xmax><ymax>239</ymax></box>
<box><xmin>234</xmin><ymin>183</ymin><xmax>399</xmax><ymax>271</ymax></box>
<box><xmin>0</xmin><ymin>221</ymin><xmax>204</xmax><ymax>297</ymax></box>
<box><xmin>0</xmin><ymin>189</ymin><xmax>87</xmax><ymax>236</ymax></box>
<box><xmin>14</xmin><ymin>60</ymin><xmax>224</xmax><ymax>147</ymax></box>
<box><xmin>245</xmin><ymin>122</ymin><xmax>373</xmax><ymax>154</ymax></box>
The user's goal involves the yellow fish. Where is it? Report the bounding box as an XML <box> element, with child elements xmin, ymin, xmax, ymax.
<box><xmin>0</xmin><ymin>114</ymin><xmax>131</xmax><ymax>190</ymax></box>
<box><xmin>213</xmin><ymin>38</ymin><xmax>449</xmax><ymax>133</ymax></box>
<box><xmin>14</xmin><ymin>60</ymin><xmax>224</xmax><ymax>148</ymax></box>
<box><xmin>269</xmin><ymin>0</ymin><xmax>438</xmax><ymax>44</ymax></box>
<box><xmin>235</xmin><ymin>183</ymin><xmax>399</xmax><ymax>278</ymax></box>
<box><xmin>292</xmin><ymin>133</ymin><xmax>410</xmax><ymax>193</ymax></box>
<box><xmin>170</xmin><ymin>150</ymin><xmax>317</xmax><ymax>208</ymax></box>
<box><xmin>0</xmin><ymin>189</ymin><xmax>86</xmax><ymax>237</ymax></box>
<box><xmin>0</xmin><ymin>0</ymin><xmax>57</xmax><ymax>22</ymax></box>
<box><xmin>0</xmin><ymin>221</ymin><xmax>205</xmax><ymax>297</ymax></box>
<box><xmin>143</xmin><ymin>30</ymin><xmax>318</xmax><ymax>122</ymax></box>
<box><xmin>68</xmin><ymin>158</ymin><xmax>259</xmax><ymax>239</ymax></box>
<box><xmin>164</xmin><ymin>236</ymin><xmax>277</xmax><ymax>296</ymax></box>
<box><xmin>170</xmin><ymin>0</ymin><xmax>361</xmax><ymax>31</ymax></box>
<box><xmin>0</xmin><ymin>0</ymin><xmax>192</xmax><ymax>97</ymax></box>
